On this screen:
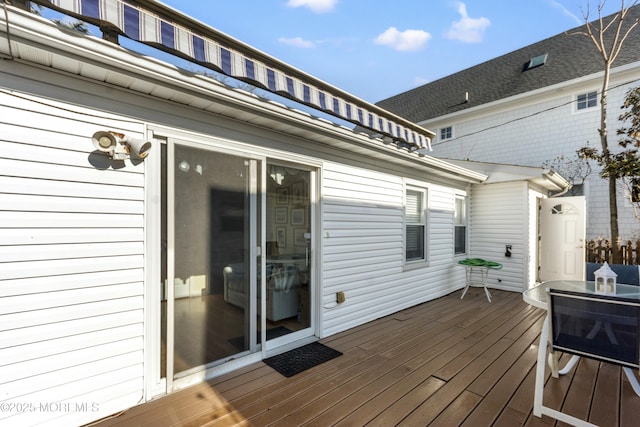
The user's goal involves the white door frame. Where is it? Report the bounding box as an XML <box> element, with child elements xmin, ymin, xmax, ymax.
<box><xmin>144</xmin><ymin>129</ymin><xmax>321</xmax><ymax>397</ymax></box>
<box><xmin>539</xmin><ymin>196</ymin><xmax>586</xmax><ymax>282</ymax></box>
<box><xmin>261</xmin><ymin>161</ymin><xmax>319</xmax><ymax>357</ymax></box>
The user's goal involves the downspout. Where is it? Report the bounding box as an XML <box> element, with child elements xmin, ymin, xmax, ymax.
<box><xmin>543</xmin><ymin>170</ymin><xmax>572</xmax><ymax>197</ymax></box>
<box><xmin>550</xmin><ymin>185</ymin><xmax>572</xmax><ymax>198</ymax></box>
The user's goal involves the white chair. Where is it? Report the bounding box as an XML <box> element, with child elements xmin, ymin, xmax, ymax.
<box><xmin>534</xmin><ymin>288</ymin><xmax>640</xmax><ymax>427</ymax></box>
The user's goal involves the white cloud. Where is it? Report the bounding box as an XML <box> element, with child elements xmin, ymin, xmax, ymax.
<box><xmin>286</xmin><ymin>0</ymin><xmax>338</xmax><ymax>13</ymax></box>
<box><xmin>278</xmin><ymin>37</ymin><xmax>316</xmax><ymax>48</ymax></box>
<box><xmin>444</xmin><ymin>2</ymin><xmax>490</xmax><ymax>43</ymax></box>
<box><xmin>550</xmin><ymin>0</ymin><xmax>582</xmax><ymax>25</ymax></box>
<box><xmin>374</xmin><ymin>27</ymin><xmax>431</xmax><ymax>52</ymax></box>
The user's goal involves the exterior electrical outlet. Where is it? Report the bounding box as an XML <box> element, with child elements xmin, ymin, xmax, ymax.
<box><xmin>336</xmin><ymin>292</ymin><xmax>346</xmax><ymax>304</ymax></box>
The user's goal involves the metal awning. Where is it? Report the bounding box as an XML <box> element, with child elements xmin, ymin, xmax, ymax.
<box><xmin>33</xmin><ymin>0</ymin><xmax>435</xmax><ymax>150</ymax></box>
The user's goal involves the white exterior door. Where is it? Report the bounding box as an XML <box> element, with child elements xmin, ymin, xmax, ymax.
<box><xmin>539</xmin><ymin>196</ymin><xmax>586</xmax><ymax>281</ymax></box>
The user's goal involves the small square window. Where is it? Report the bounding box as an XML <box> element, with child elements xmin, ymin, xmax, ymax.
<box><xmin>577</xmin><ymin>91</ymin><xmax>597</xmax><ymax>110</ymax></box>
<box><xmin>440</xmin><ymin>126</ymin><xmax>452</xmax><ymax>140</ymax></box>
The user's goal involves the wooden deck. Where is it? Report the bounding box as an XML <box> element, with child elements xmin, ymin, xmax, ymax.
<box><xmin>94</xmin><ymin>289</ymin><xmax>640</xmax><ymax>426</ymax></box>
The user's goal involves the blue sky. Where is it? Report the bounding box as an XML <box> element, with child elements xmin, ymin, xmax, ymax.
<box><xmin>144</xmin><ymin>0</ymin><xmax>625</xmax><ymax>103</ymax></box>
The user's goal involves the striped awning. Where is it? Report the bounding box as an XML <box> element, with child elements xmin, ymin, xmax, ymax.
<box><xmin>33</xmin><ymin>0</ymin><xmax>434</xmax><ymax>150</ymax></box>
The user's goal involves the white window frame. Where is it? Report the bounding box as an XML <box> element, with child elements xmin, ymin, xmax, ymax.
<box><xmin>576</xmin><ymin>91</ymin><xmax>598</xmax><ymax>111</ymax></box>
<box><xmin>404</xmin><ymin>182</ymin><xmax>428</xmax><ymax>268</ymax></box>
<box><xmin>440</xmin><ymin>126</ymin><xmax>453</xmax><ymax>141</ymax></box>
<box><xmin>454</xmin><ymin>193</ymin><xmax>468</xmax><ymax>256</ymax></box>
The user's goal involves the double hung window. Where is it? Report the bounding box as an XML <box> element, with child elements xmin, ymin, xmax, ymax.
<box><xmin>454</xmin><ymin>195</ymin><xmax>467</xmax><ymax>255</ymax></box>
<box><xmin>405</xmin><ymin>187</ymin><xmax>427</xmax><ymax>262</ymax></box>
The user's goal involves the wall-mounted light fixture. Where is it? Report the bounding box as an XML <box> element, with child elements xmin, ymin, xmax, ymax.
<box><xmin>91</xmin><ymin>131</ymin><xmax>152</xmax><ymax>160</ymax></box>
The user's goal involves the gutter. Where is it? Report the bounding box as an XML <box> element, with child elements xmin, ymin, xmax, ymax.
<box><xmin>544</xmin><ymin>170</ymin><xmax>572</xmax><ymax>197</ymax></box>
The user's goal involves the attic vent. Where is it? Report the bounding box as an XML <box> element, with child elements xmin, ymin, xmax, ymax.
<box><xmin>524</xmin><ymin>53</ymin><xmax>548</xmax><ymax>71</ymax></box>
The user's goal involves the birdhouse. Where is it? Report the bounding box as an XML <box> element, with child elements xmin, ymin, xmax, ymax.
<box><xmin>594</xmin><ymin>262</ymin><xmax>617</xmax><ymax>294</ymax></box>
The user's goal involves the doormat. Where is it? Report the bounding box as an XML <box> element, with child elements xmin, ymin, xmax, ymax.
<box><xmin>263</xmin><ymin>342</ymin><xmax>342</xmax><ymax>377</ymax></box>
<box><xmin>228</xmin><ymin>326</ymin><xmax>291</xmax><ymax>351</ymax></box>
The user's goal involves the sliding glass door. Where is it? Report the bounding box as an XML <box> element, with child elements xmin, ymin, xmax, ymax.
<box><xmin>159</xmin><ymin>141</ymin><xmax>315</xmax><ymax>387</ymax></box>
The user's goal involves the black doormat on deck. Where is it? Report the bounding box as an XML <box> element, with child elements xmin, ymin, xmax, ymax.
<box><xmin>264</xmin><ymin>342</ymin><xmax>342</xmax><ymax>377</ymax></box>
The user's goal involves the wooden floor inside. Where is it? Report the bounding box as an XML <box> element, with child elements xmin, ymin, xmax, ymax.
<box><xmin>95</xmin><ymin>289</ymin><xmax>640</xmax><ymax>426</ymax></box>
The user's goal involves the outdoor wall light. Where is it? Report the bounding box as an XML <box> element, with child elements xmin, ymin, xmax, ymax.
<box><xmin>91</xmin><ymin>131</ymin><xmax>152</xmax><ymax>160</ymax></box>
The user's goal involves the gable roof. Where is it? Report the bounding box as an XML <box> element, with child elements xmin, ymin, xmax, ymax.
<box><xmin>376</xmin><ymin>6</ymin><xmax>640</xmax><ymax>123</ymax></box>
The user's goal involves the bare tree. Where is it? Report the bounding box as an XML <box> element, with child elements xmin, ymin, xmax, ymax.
<box><xmin>573</xmin><ymin>0</ymin><xmax>639</xmax><ymax>263</ymax></box>
<box><xmin>543</xmin><ymin>152</ymin><xmax>592</xmax><ymax>196</ymax></box>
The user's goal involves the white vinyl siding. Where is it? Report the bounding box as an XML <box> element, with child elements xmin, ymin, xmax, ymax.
<box><xmin>0</xmin><ymin>91</ymin><xmax>145</xmax><ymax>426</ymax></box>
<box><xmin>469</xmin><ymin>182</ymin><xmax>527</xmax><ymax>292</ymax></box>
<box><xmin>321</xmin><ymin>162</ymin><xmax>465</xmax><ymax>336</ymax></box>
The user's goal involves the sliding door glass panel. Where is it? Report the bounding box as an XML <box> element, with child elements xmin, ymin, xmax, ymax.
<box><xmin>265</xmin><ymin>164</ymin><xmax>312</xmax><ymax>338</ymax></box>
<box><xmin>172</xmin><ymin>144</ymin><xmax>253</xmax><ymax>376</ymax></box>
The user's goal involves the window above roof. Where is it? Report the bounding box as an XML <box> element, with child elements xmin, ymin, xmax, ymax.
<box><xmin>524</xmin><ymin>53</ymin><xmax>548</xmax><ymax>71</ymax></box>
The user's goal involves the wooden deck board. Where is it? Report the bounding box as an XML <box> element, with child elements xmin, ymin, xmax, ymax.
<box><xmin>560</xmin><ymin>357</ymin><xmax>599</xmax><ymax>424</ymax></box>
<box><xmin>620</xmin><ymin>376</ymin><xmax>640</xmax><ymax>426</ymax></box>
<box><xmin>461</xmin><ymin>342</ymin><xmax>539</xmax><ymax>426</ymax></box>
<box><xmin>94</xmin><ymin>289</ymin><xmax>640</xmax><ymax>427</ymax></box>
<box><xmin>432</xmin><ymin>389</ymin><xmax>484</xmax><ymax>426</ymax></box>
<box><xmin>589</xmin><ymin>361</ymin><xmax>621</xmax><ymax>427</ymax></box>
<box><xmin>398</xmin><ymin>315</ymin><xmax>534</xmax><ymax>425</ymax></box>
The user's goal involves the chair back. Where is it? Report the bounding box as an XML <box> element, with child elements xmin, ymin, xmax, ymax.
<box><xmin>547</xmin><ymin>288</ymin><xmax>640</xmax><ymax>369</ymax></box>
<box><xmin>585</xmin><ymin>262</ymin><xmax>640</xmax><ymax>286</ymax></box>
